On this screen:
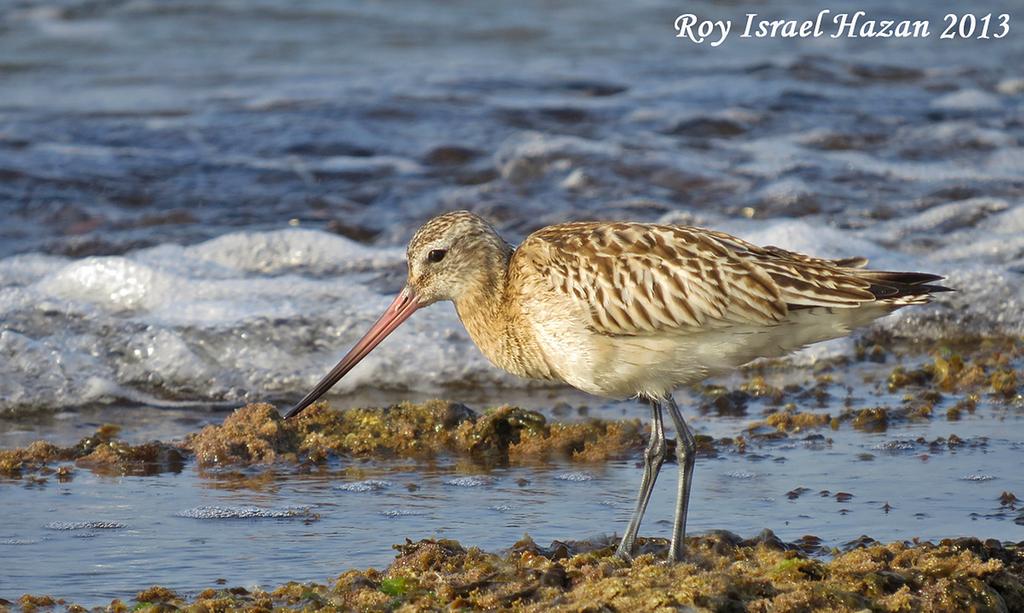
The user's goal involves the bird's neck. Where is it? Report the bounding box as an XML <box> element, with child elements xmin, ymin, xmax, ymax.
<box><xmin>453</xmin><ymin>241</ymin><xmax>513</xmax><ymax>341</ymax></box>
<box><xmin>453</xmin><ymin>243</ymin><xmax>554</xmax><ymax>381</ymax></box>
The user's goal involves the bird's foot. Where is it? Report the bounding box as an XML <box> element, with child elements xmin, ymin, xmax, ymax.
<box><xmin>613</xmin><ymin>544</ymin><xmax>635</xmax><ymax>564</ymax></box>
<box><xmin>667</xmin><ymin>541</ymin><xmax>686</xmax><ymax>563</ymax></box>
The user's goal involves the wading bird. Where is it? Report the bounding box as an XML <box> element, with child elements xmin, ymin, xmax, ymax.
<box><xmin>285</xmin><ymin>211</ymin><xmax>948</xmax><ymax>562</ymax></box>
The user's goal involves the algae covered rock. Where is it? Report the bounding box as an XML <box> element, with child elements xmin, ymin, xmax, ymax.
<box><xmin>26</xmin><ymin>534</ymin><xmax>1020</xmax><ymax>612</ymax></box>
<box><xmin>185</xmin><ymin>400</ymin><xmax>645</xmax><ymax>468</ymax></box>
<box><xmin>2</xmin><ymin>400</ymin><xmax>645</xmax><ymax>477</ymax></box>
<box><xmin>189</xmin><ymin>402</ymin><xmax>299</xmax><ymax>465</ymax></box>
<box><xmin>0</xmin><ymin>424</ymin><xmax>185</xmax><ymax>479</ymax></box>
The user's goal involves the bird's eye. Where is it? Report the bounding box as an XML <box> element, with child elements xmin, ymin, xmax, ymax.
<box><xmin>427</xmin><ymin>249</ymin><xmax>447</xmax><ymax>263</ymax></box>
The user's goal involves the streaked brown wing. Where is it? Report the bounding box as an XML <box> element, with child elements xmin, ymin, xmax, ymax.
<box><xmin>513</xmin><ymin>222</ymin><xmax>883</xmax><ymax>337</ymax></box>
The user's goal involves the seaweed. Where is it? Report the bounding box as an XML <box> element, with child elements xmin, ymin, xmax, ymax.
<box><xmin>17</xmin><ymin>534</ymin><xmax>1023</xmax><ymax>612</ymax></box>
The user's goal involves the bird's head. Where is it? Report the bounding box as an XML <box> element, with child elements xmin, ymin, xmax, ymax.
<box><xmin>284</xmin><ymin>210</ymin><xmax>508</xmax><ymax>419</ymax></box>
<box><xmin>405</xmin><ymin>210</ymin><xmax>508</xmax><ymax>307</ymax></box>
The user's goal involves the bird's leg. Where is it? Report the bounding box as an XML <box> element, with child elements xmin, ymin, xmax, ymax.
<box><xmin>615</xmin><ymin>397</ymin><xmax>667</xmax><ymax>561</ymax></box>
<box><xmin>665</xmin><ymin>394</ymin><xmax>696</xmax><ymax>562</ymax></box>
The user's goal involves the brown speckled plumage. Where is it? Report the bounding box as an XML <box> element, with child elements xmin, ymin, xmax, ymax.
<box><xmin>401</xmin><ymin>212</ymin><xmax>947</xmax><ymax>399</ymax></box>
<box><xmin>287</xmin><ymin>209</ymin><xmax>949</xmax><ymax>562</ymax></box>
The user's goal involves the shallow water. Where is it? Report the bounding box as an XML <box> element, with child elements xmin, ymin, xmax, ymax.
<box><xmin>2</xmin><ymin>0</ymin><xmax>1024</xmax><ymax>605</ymax></box>
<box><xmin>2</xmin><ymin>383</ymin><xmax>1021</xmax><ymax>604</ymax></box>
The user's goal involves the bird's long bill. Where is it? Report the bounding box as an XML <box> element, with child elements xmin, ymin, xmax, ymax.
<box><xmin>284</xmin><ymin>288</ymin><xmax>419</xmax><ymax>419</ymax></box>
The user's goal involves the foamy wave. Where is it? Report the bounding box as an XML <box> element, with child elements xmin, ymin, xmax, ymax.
<box><xmin>0</xmin><ymin>203</ymin><xmax>1021</xmax><ymax>413</ymax></box>
<box><xmin>0</xmin><ymin>229</ymin><xmax>518</xmax><ymax>412</ymax></box>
